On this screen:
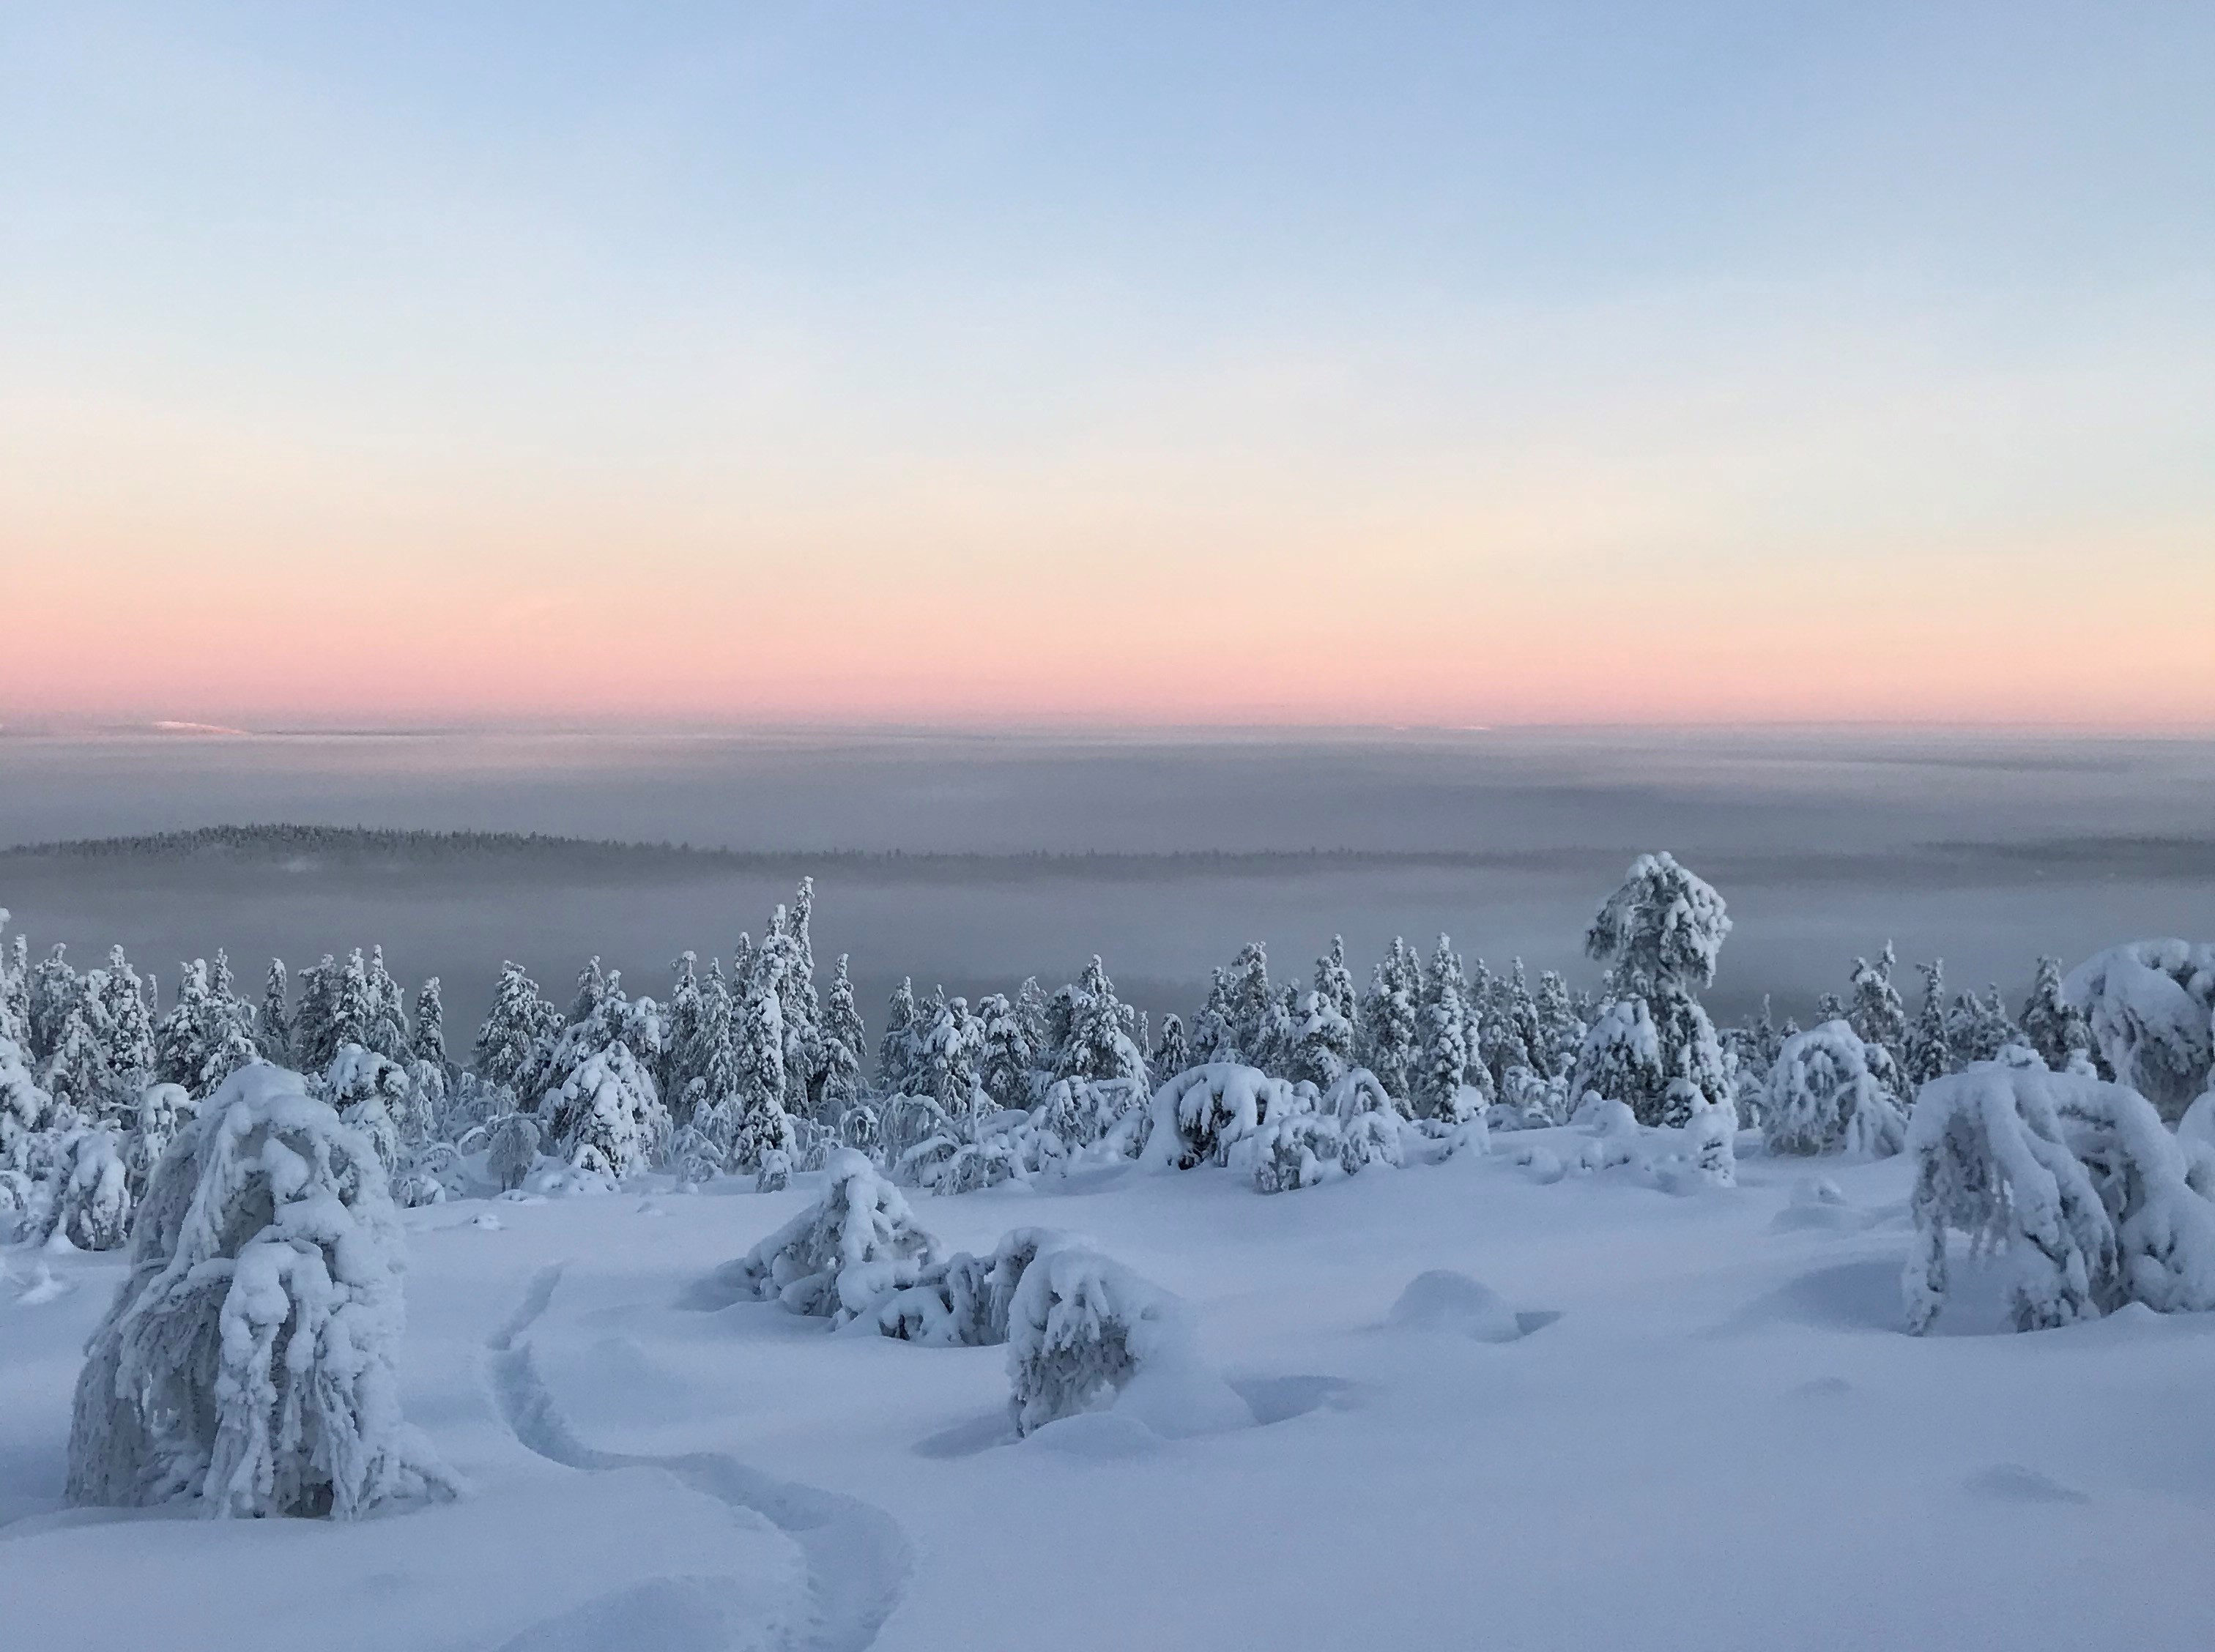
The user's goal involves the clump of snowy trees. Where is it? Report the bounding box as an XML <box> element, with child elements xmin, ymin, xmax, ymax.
<box><xmin>712</xmin><ymin>1166</ymin><xmax>1189</xmax><ymax>1437</ymax></box>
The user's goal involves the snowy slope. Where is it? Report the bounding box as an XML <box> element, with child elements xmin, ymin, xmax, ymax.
<box><xmin>6</xmin><ymin>1136</ymin><xmax>2214</xmax><ymax>1651</ymax></box>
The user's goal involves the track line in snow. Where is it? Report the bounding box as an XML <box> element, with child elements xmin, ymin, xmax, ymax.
<box><xmin>486</xmin><ymin>1264</ymin><xmax>910</xmax><ymax>1652</ymax></box>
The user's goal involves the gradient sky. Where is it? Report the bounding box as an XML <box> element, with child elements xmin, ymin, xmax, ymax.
<box><xmin>3</xmin><ymin>3</ymin><xmax>2211</xmax><ymax>729</ymax></box>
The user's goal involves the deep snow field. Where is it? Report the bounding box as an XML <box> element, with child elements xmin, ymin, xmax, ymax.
<box><xmin>7</xmin><ymin>1131</ymin><xmax>2213</xmax><ymax>1652</ymax></box>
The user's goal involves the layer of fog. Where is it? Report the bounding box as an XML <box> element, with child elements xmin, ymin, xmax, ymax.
<box><xmin>1</xmin><ymin>729</ymin><xmax>2208</xmax><ymax>1039</ymax></box>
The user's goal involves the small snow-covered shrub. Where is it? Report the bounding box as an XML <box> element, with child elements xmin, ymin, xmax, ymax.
<box><xmin>2063</xmin><ymin>941</ymin><xmax>2215</xmax><ymax>1120</ymax></box>
<box><xmin>1904</xmin><ymin>1063</ymin><xmax>2215</xmax><ymax>1333</ymax></box>
<box><xmin>756</xmin><ymin>1147</ymin><xmax>791</xmax><ymax>1193</ymax></box>
<box><xmin>1253</xmin><ymin>1113</ymin><xmax>1343</xmax><ymax>1194</ymax></box>
<box><xmin>727</xmin><ymin>1147</ymin><xmax>940</xmax><ymax>1325</ymax></box>
<box><xmin>1762</xmin><ymin>1021</ymin><xmax>1907</xmax><ymax>1158</ymax></box>
<box><xmin>1685</xmin><ymin>1089</ymin><xmax>1739</xmax><ymax>1188</ymax></box>
<box><xmin>127</xmin><ymin>1082</ymin><xmax>196</xmax><ymax>1199</ymax></box>
<box><xmin>66</xmin><ymin>1065</ymin><xmax>456</xmax><ymax>1519</ymax></box>
<box><xmin>1006</xmin><ymin>1245</ymin><xmax>1190</xmax><ymax>1437</ymax></box>
<box><xmin>1143</xmin><ymin>1063</ymin><xmax>1288</xmax><ymax>1170</ymax></box>
<box><xmin>393</xmin><ymin>1141</ymin><xmax>466</xmax><ymax>1208</ymax></box>
<box><xmin>873</xmin><ymin>1227</ymin><xmax>1075</xmax><ymax>1348</ymax></box>
<box><xmin>45</xmin><ymin>1128</ymin><xmax>133</xmax><ymax>1250</ymax></box>
<box><xmin>485</xmin><ymin>1112</ymin><xmax>541</xmax><ymax>1191</ymax></box>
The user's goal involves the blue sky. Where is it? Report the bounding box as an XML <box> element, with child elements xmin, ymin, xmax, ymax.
<box><xmin>3</xmin><ymin>4</ymin><xmax>2211</xmax><ymax>726</ymax></box>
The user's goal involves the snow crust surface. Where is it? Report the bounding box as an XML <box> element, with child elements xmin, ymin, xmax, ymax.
<box><xmin>7</xmin><ymin>1128</ymin><xmax>2215</xmax><ymax>1651</ymax></box>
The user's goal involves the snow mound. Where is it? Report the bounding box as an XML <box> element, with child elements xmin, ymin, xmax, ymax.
<box><xmin>1387</xmin><ymin>1270</ymin><xmax>1524</xmax><ymax>1343</ymax></box>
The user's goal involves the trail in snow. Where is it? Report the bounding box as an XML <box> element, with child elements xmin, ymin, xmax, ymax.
<box><xmin>486</xmin><ymin>1263</ymin><xmax>912</xmax><ymax>1652</ymax></box>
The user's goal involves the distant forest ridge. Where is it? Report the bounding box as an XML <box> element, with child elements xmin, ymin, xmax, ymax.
<box><xmin>0</xmin><ymin>823</ymin><xmax>1585</xmax><ymax>877</ymax></box>
<box><xmin>2</xmin><ymin>823</ymin><xmax>2210</xmax><ymax>889</ymax></box>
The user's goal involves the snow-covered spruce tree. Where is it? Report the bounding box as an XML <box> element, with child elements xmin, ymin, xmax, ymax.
<box><xmin>1006</xmin><ymin>1245</ymin><xmax>1190</xmax><ymax>1437</ymax></box>
<box><xmin>42</xmin><ymin>1127</ymin><xmax>133</xmax><ymax>1250</ymax></box>
<box><xmin>28</xmin><ymin>942</ymin><xmax>82</xmax><ymax>1064</ymax></box>
<box><xmin>2019</xmin><ymin>956</ymin><xmax>2093</xmax><ymax>1073</ymax></box>
<box><xmin>1316</xmin><ymin>935</ymin><xmax>1359</xmax><ymax>1030</ymax></box>
<box><xmin>772</xmin><ymin>888</ymin><xmax>826</xmax><ymax>1117</ymax></box>
<box><xmin>1846</xmin><ymin>944</ymin><xmax>1910</xmax><ymax>1078</ymax></box>
<box><xmin>1573</xmin><ymin>853</ymin><xmax>1731</xmax><ymax>1126</ymax></box>
<box><xmin>258</xmin><ymin>958</ymin><xmax>293</xmax><ymax>1065</ymax></box>
<box><xmin>91</xmin><ymin>947</ymin><xmax>157</xmax><ymax>1100</ymax></box>
<box><xmin>1143</xmin><ymin>1063</ymin><xmax>1289</xmax><ymax>1169</ymax></box>
<box><xmin>820</xmin><ymin>953</ymin><xmax>868</xmax><ymax>1117</ymax></box>
<box><xmin>1192</xmin><ymin>967</ymin><xmax>1240</xmax><ymax>1065</ymax></box>
<box><xmin>1946</xmin><ymin>985</ymin><xmax>2023</xmax><ymax>1071</ymax></box>
<box><xmin>540</xmin><ymin>967</ymin><xmax>669</xmax><ymax>1179</ymax></box>
<box><xmin>1288</xmin><ymin>990</ymin><xmax>1354</xmax><ymax>1091</ymax></box>
<box><xmin>912</xmin><ymin>987</ymin><xmax>984</xmax><ymax>1116</ymax></box>
<box><xmin>153</xmin><ymin>960</ymin><xmax>259</xmax><ymax>1101</ymax></box>
<box><xmin>319</xmin><ymin>1044</ymin><xmax>410</xmax><ymax>1172</ymax></box>
<box><xmin>1760</xmin><ymin>1021</ymin><xmax>1907</xmax><ymax>1157</ymax></box>
<box><xmin>2062</xmin><ymin>941</ymin><xmax>2215</xmax><ymax>1120</ymax></box>
<box><xmin>976</xmin><ymin>991</ymin><xmax>1034</xmax><ymax>1112</ymax></box>
<box><xmin>1</xmin><ymin>1031</ymin><xmax>55</xmax><ymax>1173</ymax></box>
<box><xmin>730</xmin><ymin>956</ymin><xmax>796</xmax><ymax>1172</ymax></box>
<box><xmin>42</xmin><ymin>1006</ymin><xmax>117</xmax><ymax>1123</ymax></box>
<box><xmin>66</xmin><ymin>1065</ymin><xmax>458</xmax><ymax>1519</ymax></box>
<box><xmin>1903</xmin><ymin>1063</ymin><xmax>2215</xmax><ymax>1333</ymax></box>
<box><xmin>410</xmin><ymin>976</ymin><xmax>447</xmax><ymax>1069</ymax></box>
<box><xmin>1483</xmin><ymin>960</ymin><xmax>1540</xmax><ymax>1094</ymax></box>
<box><xmin>1053</xmin><ymin>957</ymin><xmax>1149</xmax><ymax>1086</ymax></box>
<box><xmin>1532</xmin><ymin>969</ymin><xmax>1584</xmax><ymax>1082</ymax></box>
<box><xmin>878</xmin><ymin>978</ymin><xmax>921</xmax><ymax>1097</ymax></box>
<box><xmin>474</xmin><ymin>961</ymin><xmax>560</xmax><ymax>1105</ymax></box>
<box><xmin>1903</xmin><ymin>959</ymin><xmax>1951</xmax><ymax>1087</ymax></box>
<box><xmin>659</xmin><ymin>952</ymin><xmax>706</xmax><ymax>1117</ymax></box>
<box><xmin>1358</xmin><ymin>937</ymin><xmax>1423</xmax><ymax>1109</ymax></box>
<box><xmin>727</xmin><ymin>1147</ymin><xmax>939</xmax><ymax>1323</ymax></box>
<box><xmin>0</xmin><ymin>911</ymin><xmax>23</xmax><ymax>1047</ymax></box>
<box><xmin>1150</xmin><ymin>1013</ymin><xmax>1191</xmax><ymax>1087</ymax></box>
<box><xmin>127</xmin><ymin>1082</ymin><xmax>195</xmax><ymax>1199</ymax></box>
<box><xmin>1225</xmin><ymin>943</ymin><xmax>1275</xmax><ymax>1070</ymax></box>
<box><xmin>1415</xmin><ymin>937</ymin><xmax>1480</xmax><ymax>1123</ymax></box>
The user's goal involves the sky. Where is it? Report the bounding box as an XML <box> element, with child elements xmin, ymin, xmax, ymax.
<box><xmin>2</xmin><ymin>2</ymin><xmax>2211</xmax><ymax>730</ymax></box>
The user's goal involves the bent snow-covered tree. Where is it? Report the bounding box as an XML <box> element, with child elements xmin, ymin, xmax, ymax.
<box><xmin>1006</xmin><ymin>1245</ymin><xmax>1190</xmax><ymax>1437</ymax></box>
<box><xmin>66</xmin><ymin>1065</ymin><xmax>456</xmax><ymax>1519</ymax></box>
<box><xmin>1903</xmin><ymin>1062</ymin><xmax>2215</xmax><ymax>1334</ymax></box>
<box><xmin>2062</xmin><ymin>941</ymin><xmax>2214</xmax><ymax>1120</ymax></box>
<box><xmin>1761</xmin><ymin>1021</ymin><xmax>1907</xmax><ymax>1158</ymax></box>
<box><xmin>1142</xmin><ymin>1063</ymin><xmax>1290</xmax><ymax>1170</ymax></box>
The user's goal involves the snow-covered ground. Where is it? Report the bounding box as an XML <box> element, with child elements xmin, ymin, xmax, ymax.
<box><xmin>7</xmin><ymin>1134</ymin><xmax>2212</xmax><ymax>1652</ymax></box>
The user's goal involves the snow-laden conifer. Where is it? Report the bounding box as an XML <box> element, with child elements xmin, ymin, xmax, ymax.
<box><xmin>1762</xmin><ymin>1021</ymin><xmax>1908</xmax><ymax>1157</ymax></box>
<box><xmin>67</xmin><ymin>1065</ymin><xmax>457</xmax><ymax>1518</ymax></box>
<box><xmin>2061</xmin><ymin>941</ymin><xmax>2214</xmax><ymax>1120</ymax></box>
<box><xmin>1904</xmin><ymin>1062</ymin><xmax>2215</xmax><ymax>1332</ymax></box>
<box><xmin>728</xmin><ymin>1147</ymin><xmax>939</xmax><ymax>1323</ymax></box>
<box><xmin>1006</xmin><ymin>1246</ymin><xmax>1190</xmax><ymax>1437</ymax></box>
